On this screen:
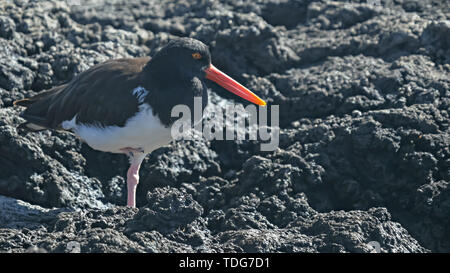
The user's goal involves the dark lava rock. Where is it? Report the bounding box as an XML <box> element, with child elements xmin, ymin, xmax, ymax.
<box><xmin>0</xmin><ymin>16</ymin><xmax>16</xmax><ymax>39</ymax></box>
<box><xmin>0</xmin><ymin>0</ymin><xmax>449</xmax><ymax>253</ymax></box>
<box><xmin>126</xmin><ymin>187</ymin><xmax>203</xmax><ymax>234</ymax></box>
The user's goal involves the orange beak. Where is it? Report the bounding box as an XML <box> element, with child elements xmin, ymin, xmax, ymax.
<box><xmin>205</xmin><ymin>64</ymin><xmax>266</xmax><ymax>106</ymax></box>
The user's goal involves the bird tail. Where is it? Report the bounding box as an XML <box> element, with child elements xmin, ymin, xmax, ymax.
<box><xmin>13</xmin><ymin>85</ymin><xmax>66</xmax><ymax>134</ymax></box>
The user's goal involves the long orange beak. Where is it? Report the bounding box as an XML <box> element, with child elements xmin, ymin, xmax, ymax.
<box><xmin>205</xmin><ymin>64</ymin><xmax>266</xmax><ymax>106</ymax></box>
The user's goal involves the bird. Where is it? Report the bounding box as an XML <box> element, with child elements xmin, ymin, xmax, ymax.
<box><xmin>13</xmin><ymin>37</ymin><xmax>266</xmax><ymax>208</ymax></box>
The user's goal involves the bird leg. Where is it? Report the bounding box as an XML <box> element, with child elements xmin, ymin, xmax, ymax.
<box><xmin>120</xmin><ymin>147</ymin><xmax>146</xmax><ymax>207</ymax></box>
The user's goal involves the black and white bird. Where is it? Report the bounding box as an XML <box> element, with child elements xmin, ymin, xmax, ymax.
<box><xmin>14</xmin><ymin>38</ymin><xmax>266</xmax><ymax>207</ymax></box>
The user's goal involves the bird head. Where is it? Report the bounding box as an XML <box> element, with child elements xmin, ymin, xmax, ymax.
<box><xmin>149</xmin><ymin>37</ymin><xmax>266</xmax><ymax>106</ymax></box>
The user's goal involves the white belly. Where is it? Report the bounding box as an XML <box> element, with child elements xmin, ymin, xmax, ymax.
<box><xmin>62</xmin><ymin>103</ymin><xmax>172</xmax><ymax>154</ymax></box>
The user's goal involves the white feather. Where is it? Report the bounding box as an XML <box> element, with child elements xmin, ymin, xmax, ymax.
<box><xmin>132</xmin><ymin>86</ymin><xmax>149</xmax><ymax>103</ymax></box>
<box><xmin>62</xmin><ymin>115</ymin><xmax>77</xmax><ymax>130</ymax></box>
<box><xmin>61</xmin><ymin>103</ymin><xmax>172</xmax><ymax>154</ymax></box>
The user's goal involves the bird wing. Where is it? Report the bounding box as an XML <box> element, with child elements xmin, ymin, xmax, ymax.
<box><xmin>16</xmin><ymin>57</ymin><xmax>151</xmax><ymax>130</ymax></box>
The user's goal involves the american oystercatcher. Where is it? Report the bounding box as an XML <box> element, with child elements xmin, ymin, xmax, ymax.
<box><xmin>14</xmin><ymin>37</ymin><xmax>266</xmax><ymax>207</ymax></box>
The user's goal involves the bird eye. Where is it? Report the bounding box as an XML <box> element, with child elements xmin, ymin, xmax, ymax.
<box><xmin>192</xmin><ymin>53</ymin><xmax>202</xmax><ymax>60</ymax></box>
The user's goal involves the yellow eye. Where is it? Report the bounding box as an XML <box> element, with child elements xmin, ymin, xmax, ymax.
<box><xmin>192</xmin><ymin>53</ymin><xmax>202</xmax><ymax>60</ymax></box>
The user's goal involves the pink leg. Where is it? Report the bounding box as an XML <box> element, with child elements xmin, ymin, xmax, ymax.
<box><xmin>126</xmin><ymin>161</ymin><xmax>141</xmax><ymax>207</ymax></box>
<box><xmin>120</xmin><ymin>147</ymin><xmax>146</xmax><ymax>208</ymax></box>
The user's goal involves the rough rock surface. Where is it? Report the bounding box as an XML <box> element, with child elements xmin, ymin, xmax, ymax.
<box><xmin>0</xmin><ymin>0</ymin><xmax>448</xmax><ymax>252</ymax></box>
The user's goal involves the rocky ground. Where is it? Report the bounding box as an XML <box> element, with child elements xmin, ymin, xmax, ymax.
<box><xmin>0</xmin><ymin>0</ymin><xmax>449</xmax><ymax>253</ymax></box>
